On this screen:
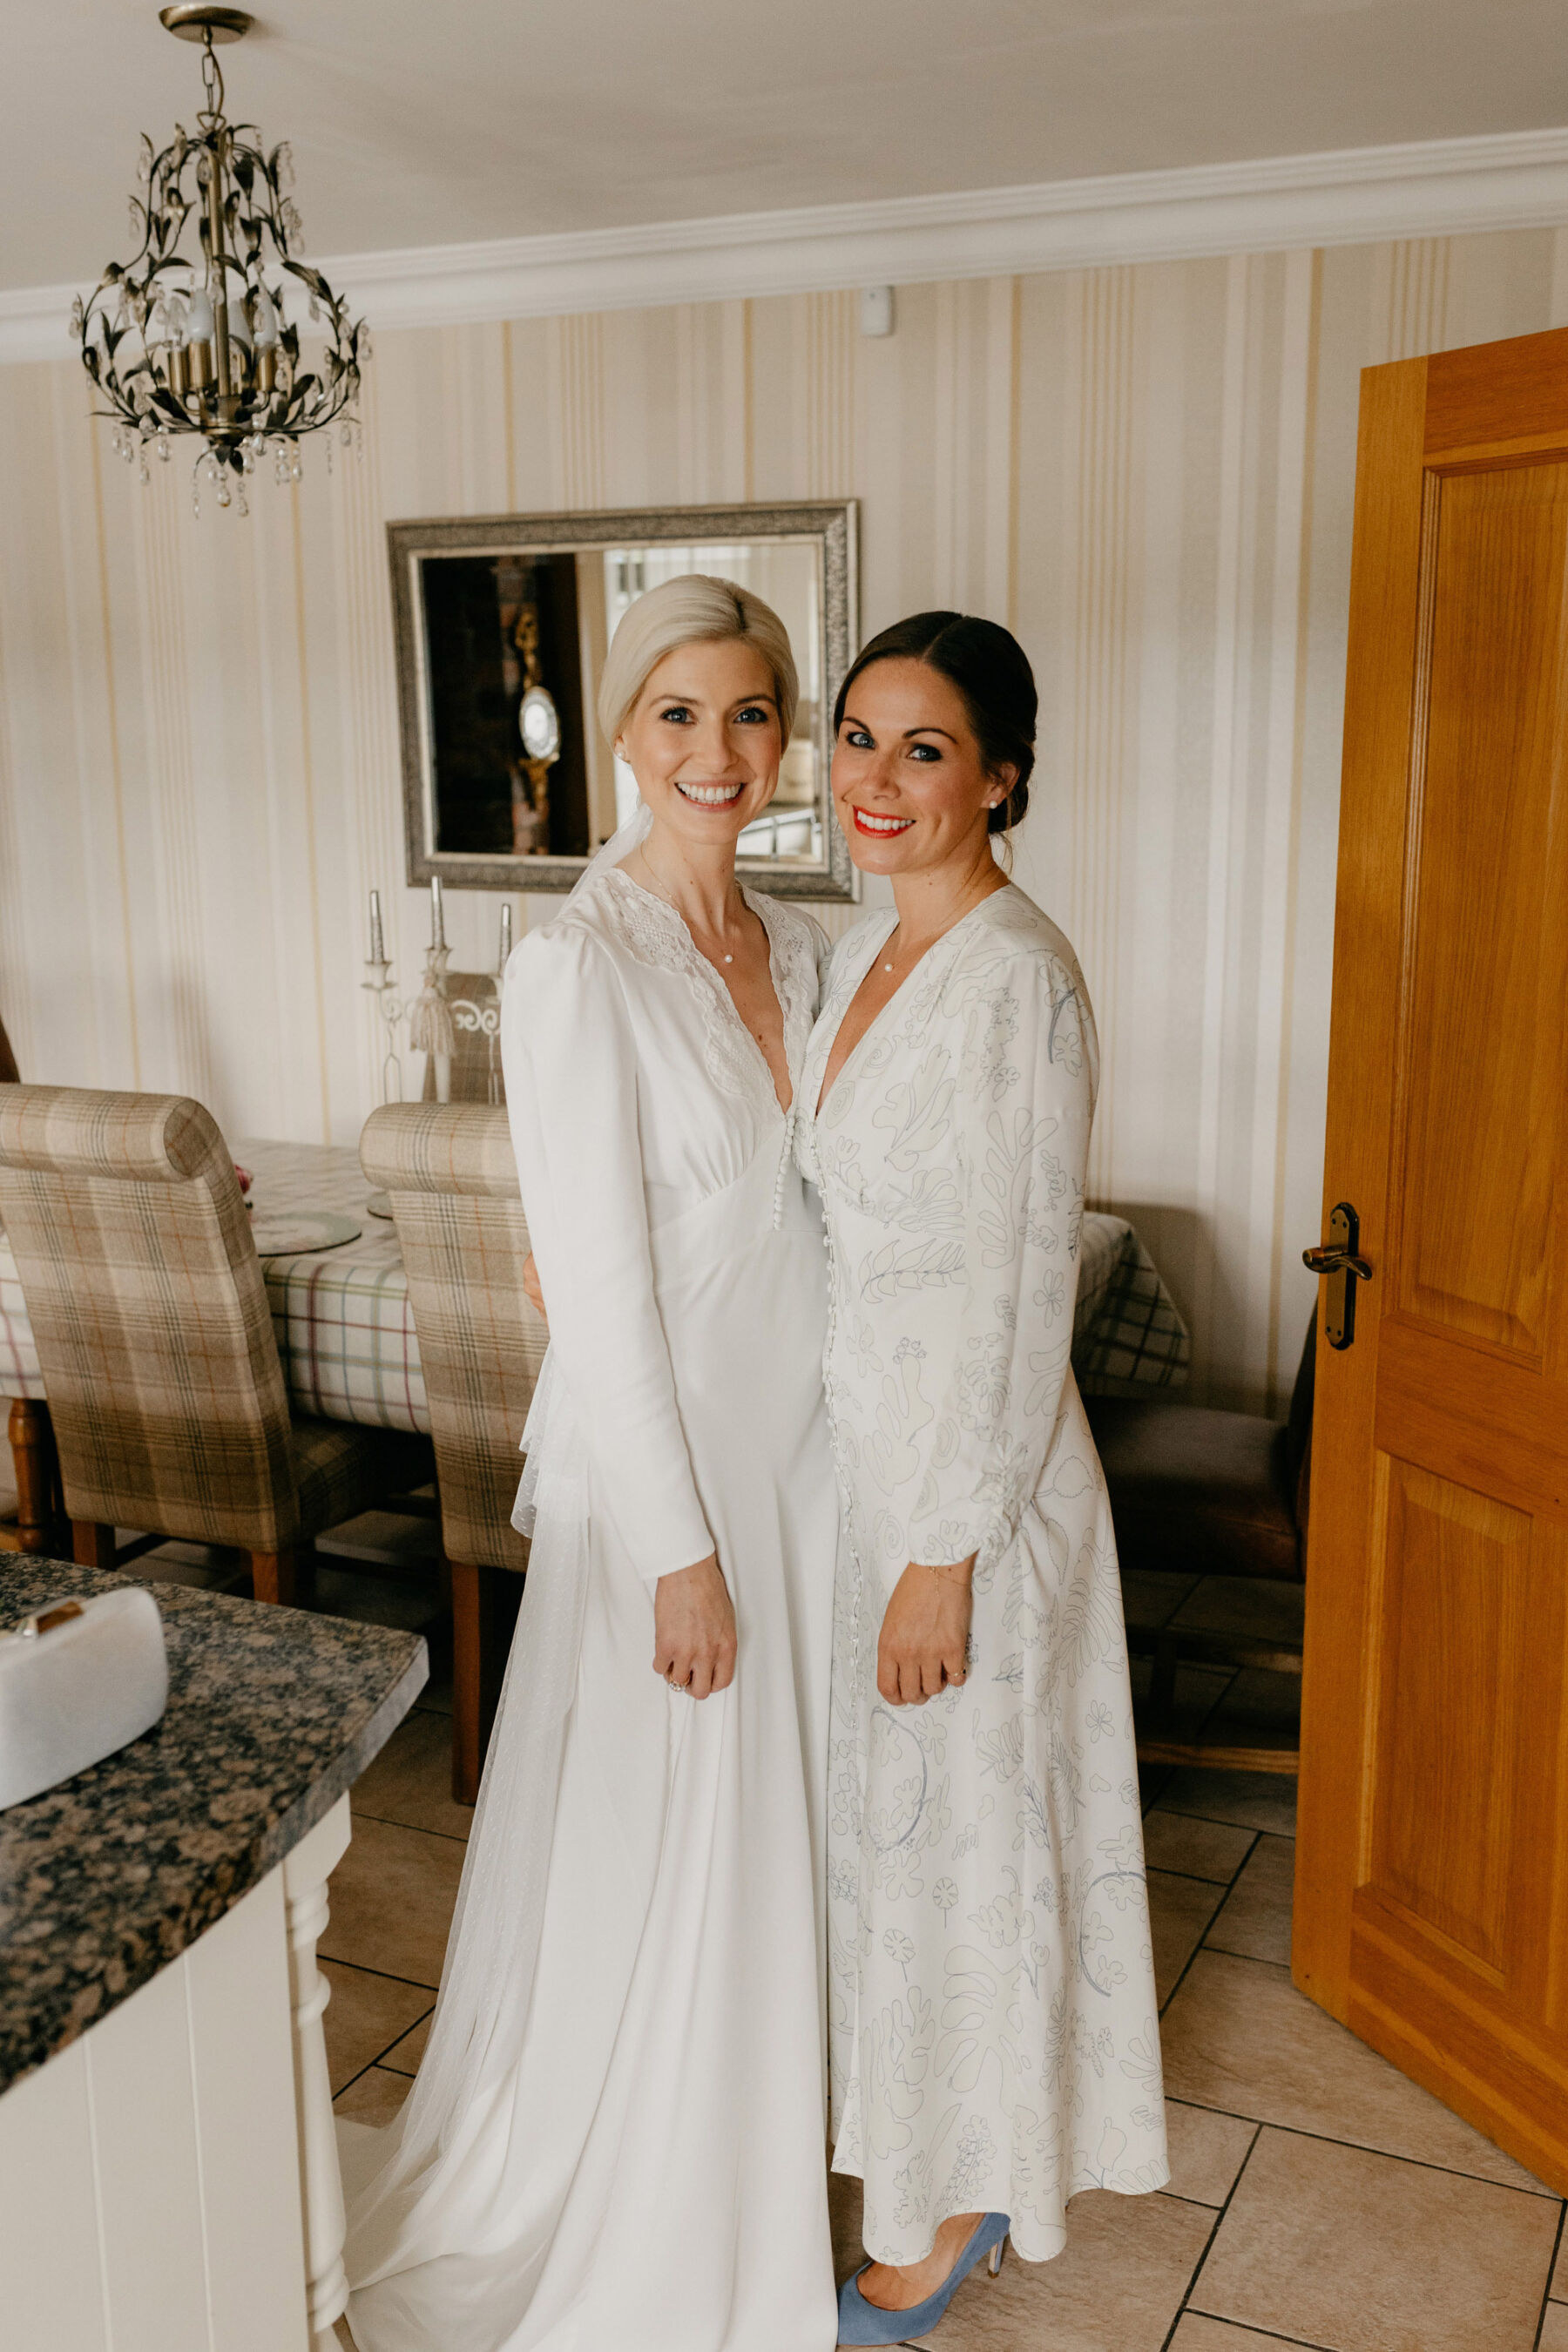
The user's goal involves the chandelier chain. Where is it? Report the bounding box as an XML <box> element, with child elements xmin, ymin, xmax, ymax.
<box><xmin>199</xmin><ymin>31</ymin><xmax>224</xmax><ymax>126</ymax></box>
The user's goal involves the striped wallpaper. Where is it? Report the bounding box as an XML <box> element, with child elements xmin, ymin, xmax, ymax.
<box><xmin>2</xmin><ymin>225</ymin><xmax>1565</xmax><ymax>1409</ymax></box>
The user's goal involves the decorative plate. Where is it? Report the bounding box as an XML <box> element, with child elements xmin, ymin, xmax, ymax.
<box><xmin>249</xmin><ymin>1210</ymin><xmax>362</xmax><ymax>1258</ymax></box>
<box><xmin>365</xmin><ymin>1190</ymin><xmax>394</xmax><ymax>1219</ymax></box>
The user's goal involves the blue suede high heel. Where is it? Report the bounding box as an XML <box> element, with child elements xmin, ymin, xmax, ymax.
<box><xmin>835</xmin><ymin>2212</ymin><xmax>1010</xmax><ymax>2345</ymax></box>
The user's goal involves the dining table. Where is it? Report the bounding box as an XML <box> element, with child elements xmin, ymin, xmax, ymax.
<box><xmin>0</xmin><ymin>1132</ymin><xmax>1188</xmax><ymax>1488</ymax></box>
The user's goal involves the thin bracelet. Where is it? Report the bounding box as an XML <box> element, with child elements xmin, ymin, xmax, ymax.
<box><xmin>914</xmin><ymin>1559</ymin><xmax>973</xmax><ymax>1588</ymax></box>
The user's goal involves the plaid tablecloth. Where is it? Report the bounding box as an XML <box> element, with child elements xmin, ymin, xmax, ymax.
<box><xmin>1075</xmin><ymin>1210</ymin><xmax>1192</xmax><ymax>1395</ymax></box>
<box><xmin>0</xmin><ymin>1139</ymin><xmax>1186</xmax><ymax>1430</ymax></box>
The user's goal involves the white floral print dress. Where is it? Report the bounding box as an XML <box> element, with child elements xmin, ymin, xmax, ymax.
<box><xmin>796</xmin><ymin>882</ymin><xmax>1168</xmax><ymax>2267</ymax></box>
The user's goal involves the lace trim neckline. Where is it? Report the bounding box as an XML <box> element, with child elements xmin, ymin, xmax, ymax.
<box><xmin>597</xmin><ymin>865</ymin><xmax>815</xmax><ymax>1117</ymax></box>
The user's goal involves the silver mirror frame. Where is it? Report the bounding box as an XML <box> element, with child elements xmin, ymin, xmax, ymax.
<box><xmin>389</xmin><ymin>500</ymin><xmax>859</xmax><ymax>901</ymax></box>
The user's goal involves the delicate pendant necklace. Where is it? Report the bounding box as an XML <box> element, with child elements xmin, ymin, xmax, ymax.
<box><xmin>636</xmin><ymin>843</ymin><xmax>741</xmax><ymax>964</ymax></box>
<box><xmin>882</xmin><ymin>886</ymin><xmax>991</xmax><ymax>977</ymax></box>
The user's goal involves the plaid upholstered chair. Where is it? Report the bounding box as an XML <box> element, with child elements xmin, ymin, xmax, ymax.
<box><xmin>1087</xmin><ymin>1310</ymin><xmax>1316</xmax><ymax>1772</ymax></box>
<box><xmin>417</xmin><ymin>974</ymin><xmax>506</xmax><ymax>1106</ymax></box>
<box><xmin>360</xmin><ymin>1101</ymin><xmax>544</xmax><ymax>1801</ymax></box>
<box><xmin>0</xmin><ymin>1085</ymin><xmax>430</xmax><ymax>1605</ymax></box>
<box><xmin>0</xmin><ymin>1017</ymin><xmax>70</xmax><ymax>1557</ymax></box>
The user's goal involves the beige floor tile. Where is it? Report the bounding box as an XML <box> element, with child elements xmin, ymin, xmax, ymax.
<box><xmin>1149</xmin><ymin>1869</ymin><xmax>1227</xmax><ymax>2005</ymax></box>
<box><xmin>828</xmin><ymin>2166</ymin><xmax>865</xmax><ymax>2282</ymax></box>
<box><xmin>1157</xmin><ymin>1767</ymin><xmax>1298</xmax><ymax>1836</ymax></box>
<box><xmin>1204</xmin><ymin>1834</ymin><xmax>1294</xmax><ymax>1966</ymax></box>
<box><xmin>905</xmin><ymin>2190</ymin><xmax>1213</xmax><ymax>2352</ymax></box>
<box><xmin>382</xmin><ymin>2011</ymin><xmax>432</xmax><ymax>2078</ymax></box>
<box><xmin>1192</xmin><ymin>2126</ymin><xmax>1558</xmax><ymax>2351</ymax></box>
<box><xmin>1132</xmin><ymin>1660</ymin><xmax>1235</xmax><ymax>1744</ymax></box>
<box><xmin>321</xmin><ymin>1960</ymin><xmax>433</xmax><ymax>2096</ymax></box>
<box><xmin>1123</xmin><ymin>1570</ymin><xmax>1204</xmax><ymax>1630</ymax></box>
<box><xmin>1553</xmin><ymin>2228</ymin><xmax>1568</xmax><ymax>2301</ymax></box>
<box><xmin>1164</xmin><ymin>2100</ymin><xmax>1258</xmax><ymax>2207</ymax></box>
<box><xmin>139</xmin><ymin>1541</ymin><xmax>249</xmax><ymax>1593</ymax></box>
<box><xmin>322</xmin><ymin>1814</ymin><xmax>464</xmax><ymax>1990</ymax></box>
<box><xmin>351</xmin><ymin>1706</ymin><xmax>473</xmax><ymax>1842</ymax></box>
<box><xmin>416</xmin><ymin>1671</ymin><xmax>455</xmax><ymax>1719</ymax></box>
<box><xmin>313</xmin><ymin>1560</ymin><xmax>442</xmax><ymax>1635</ymax></box>
<box><xmin>1169</xmin><ymin>1578</ymin><xmax>1306</xmax><ymax>1647</ymax></box>
<box><xmin>1540</xmin><ymin>2303</ymin><xmax>1568</xmax><ymax>2352</ymax></box>
<box><xmin>333</xmin><ymin>2065</ymin><xmax>410</xmax><ymax>2129</ymax></box>
<box><xmin>1206</xmin><ymin>1668</ymin><xmax>1301</xmax><ymax>1747</ymax></box>
<box><xmin>1170</xmin><ymin>2320</ymin><xmax>1325</xmax><ymax>2350</ymax></box>
<box><xmin>1162</xmin><ymin>1950</ymin><xmax>1550</xmax><ymax>2193</ymax></box>
<box><xmin>320</xmin><ymin>1506</ymin><xmax>443</xmax><ymax>1569</ymax></box>
<box><xmin>1141</xmin><ymin>1812</ymin><xmax>1257</xmax><ymax>1884</ymax></box>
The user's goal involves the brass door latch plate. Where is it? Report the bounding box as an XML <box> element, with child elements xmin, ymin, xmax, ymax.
<box><xmin>1303</xmin><ymin>1201</ymin><xmax>1373</xmax><ymax>1348</ymax></box>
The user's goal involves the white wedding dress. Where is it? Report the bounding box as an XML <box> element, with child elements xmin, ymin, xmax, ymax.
<box><xmin>341</xmin><ymin>862</ymin><xmax>840</xmax><ymax>2352</ymax></box>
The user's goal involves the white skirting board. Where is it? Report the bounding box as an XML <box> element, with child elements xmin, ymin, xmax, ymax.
<box><xmin>0</xmin><ymin>1797</ymin><xmax>353</xmax><ymax>2352</ymax></box>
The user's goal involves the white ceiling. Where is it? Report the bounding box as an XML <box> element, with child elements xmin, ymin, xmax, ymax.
<box><xmin>8</xmin><ymin>0</ymin><xmax>1568</xmax><ymax>294</ymax></box>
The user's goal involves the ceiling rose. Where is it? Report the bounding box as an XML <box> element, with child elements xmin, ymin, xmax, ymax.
<box><xmin>72</xmin><ymin>5</ymin><xmax>370</xmax><ymax>514</ymax></box>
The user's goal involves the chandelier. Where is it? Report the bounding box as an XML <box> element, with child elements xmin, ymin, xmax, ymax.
<box><xmin>73</xmin><ymin>5</ymin><xmax>369</xmax><ymax>513</ymax></box>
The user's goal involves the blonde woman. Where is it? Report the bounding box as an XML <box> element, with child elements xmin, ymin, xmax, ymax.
<box><xmin>343</xmin><ymin>578</ymin><xmax>839</xmax><ymax>2352</ymax></box>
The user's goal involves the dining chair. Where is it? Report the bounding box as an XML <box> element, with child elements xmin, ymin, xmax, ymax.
<box><xmin>1086</xmin><ymin>1310</ymin><xmax>1316</xmax><ymax>1774</ymax></box>
<box><xmin>418</xmin><ymin>974</ymin><xmax>506</xmax><ymax>1106</ymax></box>
<box><xmin>0</xmin><ymin>1020</ymin><xmax>68</xmax><ymax>1558</ymax></box>
<box><xmin>360</xmin><ymin>1100</ymin><xmax>544</xmax><ymax>1801</ymax></box>
<box><xmin>0</xmin><ymin>1085</ymin><xmax>431</xmax><ymax>1601</ymax></box>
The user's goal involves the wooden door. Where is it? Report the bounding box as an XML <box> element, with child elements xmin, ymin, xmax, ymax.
<box><xmin>1294</xmin><ymin>325</ymin><xmax>1568</xmax><ymax>2193</ymax></box>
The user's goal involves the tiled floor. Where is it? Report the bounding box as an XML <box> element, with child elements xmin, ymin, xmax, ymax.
<box><xmin>79</xmin><ymin>1529</ymin><xmax>1568</xmax><ymax>2349</ymax></box>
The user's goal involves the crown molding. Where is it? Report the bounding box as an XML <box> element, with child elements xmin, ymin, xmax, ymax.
<box><xmin>5</xmin><ymin>126</ymin><xmax>1568</xmax><ymax>362</ymax></box>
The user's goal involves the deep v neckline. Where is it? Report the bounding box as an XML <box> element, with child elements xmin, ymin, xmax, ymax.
<box><xmin>611</xmin><ymin>868</ymin><xmax>796</xmax><ymax>1117</ymax></box>
<box><xmin>811</xmin><ymin>915</ymin><xmax>896</xmax><ymax>1119</ymax></box>
<box><xmin>812</xmin><ymin>894</ymin><xmax>1006</xmax><ymax>1119</ymax></box>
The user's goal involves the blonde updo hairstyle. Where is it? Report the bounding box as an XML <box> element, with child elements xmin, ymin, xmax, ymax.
<box><xmin>596</xmin><ymin>573</ymin><xmax>801</xmax><ymax>751</ymax></box>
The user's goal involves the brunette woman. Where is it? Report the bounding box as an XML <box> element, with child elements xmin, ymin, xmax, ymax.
<box><xmin>798</xmin><ymin>614</ymin><xmax>1167</xmax><ymax>2344</ymax></box>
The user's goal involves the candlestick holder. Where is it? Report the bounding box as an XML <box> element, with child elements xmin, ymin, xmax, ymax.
<box><xmin>361</xmin><ymin>957</ymin><xmax>407</xmax><ymax>1104</ymax></box>
<box><xmin>408</xmin><ymin>942</ymin><xmax>457</xmax><ymax>1104</ymax></box>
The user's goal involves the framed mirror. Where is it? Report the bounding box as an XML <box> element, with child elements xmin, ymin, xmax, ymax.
<box><xmin>389</xmin><ymin>500</ymin><xmax>858</xmax><ymax>900</ymax></box>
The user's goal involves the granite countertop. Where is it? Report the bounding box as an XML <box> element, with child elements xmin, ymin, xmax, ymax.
<box><xmin>0</xmin><ymin>1564</ymin><xmax>427</xmax><ymax>2096</ymax></box>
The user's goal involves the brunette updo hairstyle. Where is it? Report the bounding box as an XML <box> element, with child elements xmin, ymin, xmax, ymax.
<box><xmin>832</xmin><ymin>611</ymin><xmax>1037</xmax><ymax>835</ymax></box>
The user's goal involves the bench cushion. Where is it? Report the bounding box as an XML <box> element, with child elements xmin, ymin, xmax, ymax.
<box><xmin>1085</xmin><ymin>1397</ymin><xmax>1301</xmax><ymax>1582</ymax></box>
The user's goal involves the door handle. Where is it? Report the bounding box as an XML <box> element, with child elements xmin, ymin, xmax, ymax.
<box><xmin>1303</xmin><ymin>1201</ymin><xmax>1371</xmax><ymax>1349</ymax></box>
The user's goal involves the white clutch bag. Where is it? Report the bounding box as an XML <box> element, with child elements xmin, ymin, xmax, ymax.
<box><xmin>0</xmin><ymin>1585</ymin><xmax>168</xmax><ymax>1810</ymax></box>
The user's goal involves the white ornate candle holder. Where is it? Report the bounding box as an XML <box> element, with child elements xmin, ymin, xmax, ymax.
<box><xmin>361</xmin><ymin>957</ymin><xmax>407</xmax><ymax>1105</ymax></box>
<box><xmin>409</xmin><ymin>942</ymin><xmax>456</xmax><ymax>1104</ymax></box>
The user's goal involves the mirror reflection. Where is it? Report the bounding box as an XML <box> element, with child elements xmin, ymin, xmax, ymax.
<box><xmin>392</xmin><ymin>504</ymin><xmax>856</xmax><ymax>898</ymax></box>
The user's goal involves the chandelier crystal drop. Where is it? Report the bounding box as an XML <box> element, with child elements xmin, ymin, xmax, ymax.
<box><xmin>74</xmin><ymin>6</ymin><xmax>369</xmax><ymax>516</ymax></box>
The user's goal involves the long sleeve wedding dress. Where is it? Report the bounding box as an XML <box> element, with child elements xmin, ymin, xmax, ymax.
<box><xmin>796</xmin><ymin>883</ymin><xmax>1168</xmax><ymax>2269</ymax></box>
<box><xmin>342</xmin><ymin>864</ymin><xmax>840</xmax><ymax>2352</ymax></box>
